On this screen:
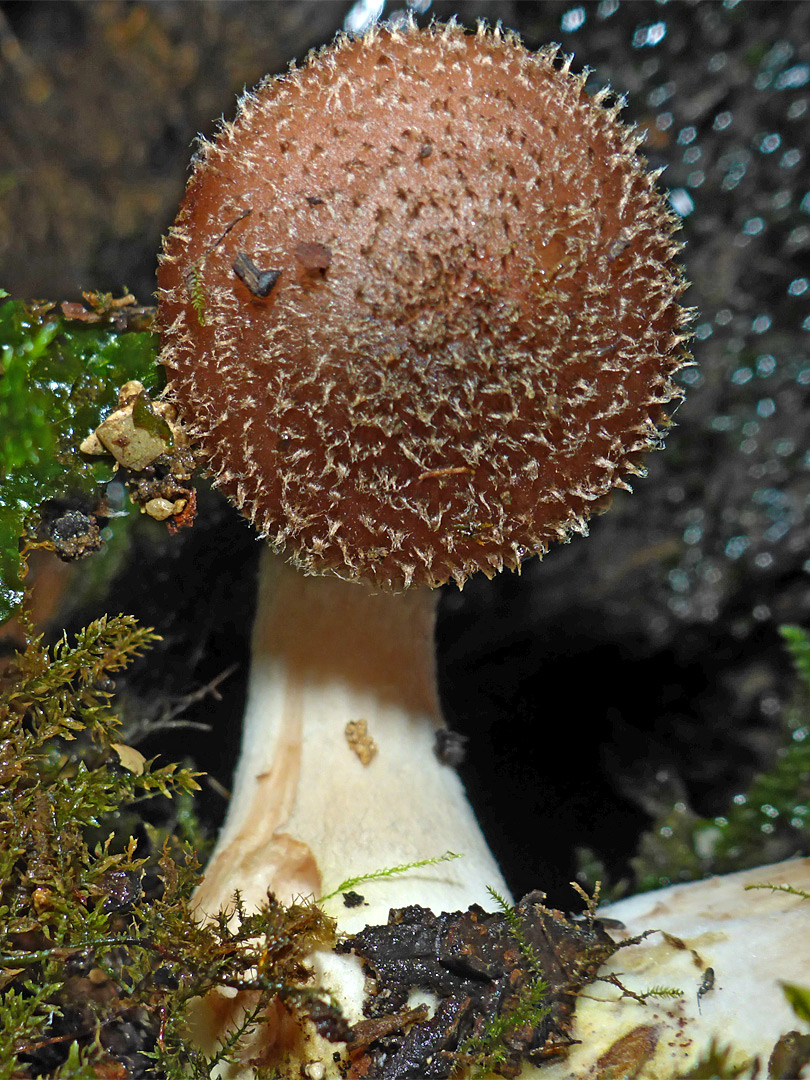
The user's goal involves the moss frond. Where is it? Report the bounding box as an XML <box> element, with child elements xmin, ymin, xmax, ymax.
<box><xmin>677</xmin><ymin>1039</ymin><xmax>756</xmax><ymax>1078</ymax></box>
<box><xmin>0</xmin><ymin>616</ymin><xmax>339</xmax><ymax>1078</ymax></box>
<box><xmin>781</xmin><ymin>624</ymin><xmax>810</xmax><ymax>691</ymax></box>
<box><xmin>745</xmin><ymin>881</ymin><xmax>810</xmax><ymax>901</ymax></box>
<box><xmin>454</xmin><ymin>977</ymin><xmax>550</xmax><ymax>1079</ymax></box>
<box><xmin>781</xmin><ymin>981</ymin><xmax>810</xmax><ymax>1025</ymax></box>
<box><xmin>640</xmin><ymin>984</ymin><xmax>685</xmax><ymax>1000</ymax></box>
<box><xmin>319</xmin><ymin>850</ymin><xmax>462</xmax><ymax>902</ymax></box>
<box><xmin>485</xmin><ymin>886</ymin><xmax>546</xmax><ymax>978</ymax></box>
<box><xmin>632</xmin><ymin>622</ymin><xmax>810</xmax><ymax>892</ymax></box>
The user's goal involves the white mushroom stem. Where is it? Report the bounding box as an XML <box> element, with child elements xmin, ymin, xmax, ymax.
<box><xmin>195</xmin><ymin>547</ymin><xmax>512</xmax><ymax>1014</ymax></box>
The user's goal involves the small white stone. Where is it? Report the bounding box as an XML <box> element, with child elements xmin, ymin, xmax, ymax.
<box><xmin>96</xmin><ymin>404</ymin><xmax>171</xmax><ymax>470</ymax></box>
<box><xmin>118</xmin><ymin>379</ymin><xmax>145</xmax><ymax>404</ymax></box>
<box><xmin>143</xmin><ymin>497</ymin><xmax>185</xmax><ymax>521</ymax></box>
<box><xmin>79</xmin><ymin>431</ymin><xmax>107</xmax><ymax>456</ymax></box>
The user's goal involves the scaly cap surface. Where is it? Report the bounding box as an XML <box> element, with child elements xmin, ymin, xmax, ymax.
<box><xmin>158</xmin><ymin>21</ymin><xmax>690</xmax><ymax>589</ymax></box>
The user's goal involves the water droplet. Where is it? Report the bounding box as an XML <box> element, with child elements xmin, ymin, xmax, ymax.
<box><xmin>597</xmin><ymin>0</ymin><xmax>619</xmax><ymax>17</ymax></box>
<box><xmin>633</xmin><ymin>21</ymin><xmax>667</xmax><ymax>48</ymax></box>
<box><xmin>775</xmin><ymin>64</ymin><xmax>810</xmax><ymax>90</ymax></box>
<box><xmin>766</xmin><ymin>521</ymin><xmax>790</xmax><ymax>542</ymax></box>
<box><xmin>561</xmin><ymin>7</ymin><xmax>586</xmax><ymax>33</ymax></box>
<box><xmin>669</xmin><ymin>188</ymin><xmax>694</xmax><ymax>217</ymax></box>
<box><xmin>711</xmin><ymin>415</ymin><xmax>735</xmax><ymax>432</ymax></box>
<box><xmin>763</xmin><ymin>41</ymin><xmax>794</xmax><ymax>69</ymax></box>
<box><xmin>668</xmin><ymin>568</ymin><xmax>690</xmax><ymax>593</ymax></box>
<box><xmin>756</xmin><ymin>354</ymin><xmax>776</xmax><ymax>376</ymax></box>
<box><xmin>759</xmin><ymin>133</ymin><xmax>782</xmax><ymax>154</ymax></box>
<box><xmin>707</xmin><ymin>53</ymin><xmax>728</xmax><ymax>74</ymax></box>
<box><xmin>343</xmin><ymin>0</ymin><xmax>384</xmax><ymax>34</ymax></box>
<box><xmin>722</xmin><ymin>161</ymin><xmax>747</xmax><ymax>190</ymax></box>
<box><xmin>725</xmin><ymin>536</ymin><xmax>748</xmax><ymax>560</ymax></box>
<box><xmin>648</xmin><ymin>83</ymin><xmax>675</xmax><ymax>107</ymax></box>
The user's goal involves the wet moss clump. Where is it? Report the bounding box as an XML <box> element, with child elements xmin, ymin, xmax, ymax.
<box><xmin>0</xmin><ymin>614</ymin><xmax>339</xmax><ymax>1078</ymax></box>
<box><xmin>0</xmin><ymin>290</ymin><xmax>159</xmax><ymax>624</ymax></box>
<box><xmin>630</xmin><ymin>624</ymin><xmax>810</xmax><ymax>892</ymax></box>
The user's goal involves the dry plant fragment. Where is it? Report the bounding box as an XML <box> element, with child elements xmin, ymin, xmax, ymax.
<box><xmin>345</xmin><ymin>719</ymin><xmax>377</xmax><ymax>765</ymax></box>
<box><xmin>156</xmin><ymin>20</ymin><xmax>690</xmax><ymax>1076</ymax></box>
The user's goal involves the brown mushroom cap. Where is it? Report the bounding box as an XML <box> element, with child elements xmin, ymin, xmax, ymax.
<box><xmin>158</xmin><ymin>22</ymin><xmax>690</xmax><ymax>590</ymax></box>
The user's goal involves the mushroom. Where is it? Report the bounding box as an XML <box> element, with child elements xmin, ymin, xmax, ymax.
<box><xmin>539</xmin><ymin>857</ymin><xmax>810</xmax><ymax>1078</ymax></box>
<box><xmin>157</xmin><ymin>17</ymin><xmax>689</xmax><ymax>1055</ymax></box>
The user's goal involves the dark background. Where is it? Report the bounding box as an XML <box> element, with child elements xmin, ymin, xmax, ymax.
<box><xmin>1</xmin><ymin>0</ymin><xmax>809</xmax><ymax>904</ymax></box>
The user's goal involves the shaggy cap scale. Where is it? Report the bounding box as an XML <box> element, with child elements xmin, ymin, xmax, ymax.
<box><xmin>158</xmin><ymin>21</ymin><xmax>690</xmax><ymax>590</ymax></box>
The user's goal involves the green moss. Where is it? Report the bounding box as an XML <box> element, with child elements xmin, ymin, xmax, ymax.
<box><xmin>631</xmin><ymin>624</ymin><xmax>810</xmax><ymax>892</ymax></box>
<box><xmin>185</xmin><ymin>266</ymin><xmax>208</xmax><ymax>327</ymax></box>
<box><xmin>453</xmin><ymin>888</ymin><xmax>550</xmax><ymax>1079</ymax></box>
<box><xmin>455</xmin><ymin>977</ymin><xmax>550</xmax><ymax>1079</ymax></box>
<box><xmin>318</xmin><ymin>850</ymin><xmax>462</xmax><ymax>903</ymax></box>
<box><xmin>0</xmin><ymin>615</ymin><xmax>339</xmax><ymax>1078</ymax></box>
<box><xmin>485</xmin><ymin>886</ymin><xmax>547</xmax><ymax>978</ymax></box>
<box><xmin>781</xmin><ymin>624</ymin><xmax>810</xmax><ymax>689</ymax></box>
<box><xmin>678</xmin><ymin>1040</ymin><xmax>756</xmax><ymax>1079</ymax></box>
<box><xmin>782</xmin><ymin>982</ymin><xmax>810</xmax><ymax>1026</ymax></box>
<box><xmin>0</xmin><ymin>292</ymin><xmax>160</xmax><ymax>625</ymax></box>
